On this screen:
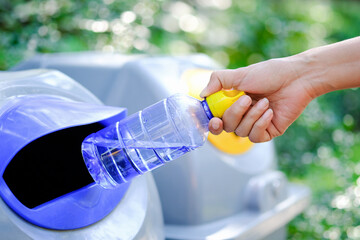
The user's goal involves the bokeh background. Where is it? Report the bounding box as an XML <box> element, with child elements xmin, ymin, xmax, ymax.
<box><xmin>1</xmin><ymin>0</ymin><xmax>360</xmax><ymax>239</ymax></box>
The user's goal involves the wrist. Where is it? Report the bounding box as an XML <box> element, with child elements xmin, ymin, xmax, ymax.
<box><xmin>289</xmin><ymin>49</ymin><xmax>332</xmax><ymax>99</ymax></box>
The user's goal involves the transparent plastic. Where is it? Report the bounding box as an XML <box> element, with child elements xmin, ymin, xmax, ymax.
<box><xmin>82</xmin><ymin>94</ymin><xmax>211</xmax><ymax>189</ymax></box>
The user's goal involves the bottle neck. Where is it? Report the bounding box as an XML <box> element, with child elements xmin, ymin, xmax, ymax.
<box><xmin>201</xmin><ymin>99</ymin><xmax>213</xmax><ymax>120</ymax></box>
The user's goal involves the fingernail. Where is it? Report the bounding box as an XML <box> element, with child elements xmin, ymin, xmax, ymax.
<box><xmin>263</xmin><ymin>109</ymin><xmax>273</xmax><ymax>119</ymax></box>
<box><xmin>240</xmin><ymin>96</ymin><xmax>251</xmax><ymax>107</ymax></box>
<box><xmin>212</xmin><ymin>121</ymin><xmax>220</xmax><ymax>130</ymax></box>
<box><xmin>258</xmin><ymin>98</ymin><xmax>269</xmax><ymax>108</ymax></box>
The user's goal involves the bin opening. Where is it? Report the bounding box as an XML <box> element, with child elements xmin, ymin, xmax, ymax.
<box><xmin>3</xmin><ymin>123</ymin><xmax>104</xmax><ymax>209</ymax></box>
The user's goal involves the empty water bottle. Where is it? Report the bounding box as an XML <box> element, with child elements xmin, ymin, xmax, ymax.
<box><xmin>82</xmin><ymin>90</ymin><xmax>244</xmax><ymax>189</ymax></box>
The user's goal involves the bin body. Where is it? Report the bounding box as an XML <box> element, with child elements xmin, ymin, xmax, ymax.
<box><xmin>0</xmin><ymin>69</ymin><xmax>164</xmax><ymax>239</ymax></box>
<box><xmin>14</xmin><ymin>53</ymin><xmax>310</xmax><ymax>240</ymax></box>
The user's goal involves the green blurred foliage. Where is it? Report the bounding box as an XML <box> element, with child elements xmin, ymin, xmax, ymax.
<box><xmin>1</xmin><ymin>0</ymin><xmax>360</xmax><ymax>239</ymax></box>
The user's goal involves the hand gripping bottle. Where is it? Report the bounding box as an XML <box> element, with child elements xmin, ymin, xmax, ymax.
<box><xmin>82</xmin><ymin>90</ymin><xmax>245</xmax><ymax>189</ymax></box>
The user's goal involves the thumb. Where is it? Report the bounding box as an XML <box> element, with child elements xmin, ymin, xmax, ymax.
<box><xmin>200</xmin><ymin>69</ymin><xmax>244</xmax><ymax>98</ymax></box>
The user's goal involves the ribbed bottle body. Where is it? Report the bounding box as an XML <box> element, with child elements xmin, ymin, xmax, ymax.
<box><xmin>82</xmin><ymin>94</ymin><xmax>209</xmax><ymax>189</ymax></box>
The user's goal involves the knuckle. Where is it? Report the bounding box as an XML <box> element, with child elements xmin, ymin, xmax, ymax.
<box><xmin>223</xmin><ymin>124</ymin><xmax>233</xmax><ymax>133</ymax></box>
<box><xmin>251</xmin><ymin>106</ymin><xmax>266</xmax><ymax>117</ymax></box>
<box><xmin>227</xmin><ymin>106</ymin><xmax>239</xmax><ymax>116</ymax></box>
<box><xmin>226</xmin><ymin>102</ymin><xmax>247</xmax><ymax>117</ymax></box>
<box><xmin>249</xmin><ymin>135</ymin><xmax>263</xmax><ymax>143</ymax></box>
<box><xmin>249</xmin><ymin>131</ymin><xmax>269</xmax><ymax>143</ymax></box>
<box><xmin>245</xmin><ymin>111</ymin><xmax>257</xmax><ymax>120</ymax></box>
<box><xmin>248</xmin><ymin>135</ymin><xmax>258</xmax><ymax>143</ymax></box>
<box><xmin>254</xmin><ymin>119</ymin><xmax>266</xmax><ymax>129</ymax></box>
<box><xmin>271</xmin><ymin>126</ymin><xmax>285</xmax><ymax>138</ymax></box>
<box><xmin>270</xmin><ymin>131</ymin><xmax>282</xmax><ymax>139</ymax></box>
<box><xmin>235</xmin><ymin>128</ymin><xmax>247</xmax><ymax>138</ymax></box>
<box><xmin>210</xmin><ymin>71</ymin><xmax>220</xmax><ymax>80</ymax></box>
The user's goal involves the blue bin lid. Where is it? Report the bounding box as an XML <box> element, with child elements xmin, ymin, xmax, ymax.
<box><xmin>0</xmin><ymin>95</ymin><xmax>129</xmax><ymax>230</ymax></box>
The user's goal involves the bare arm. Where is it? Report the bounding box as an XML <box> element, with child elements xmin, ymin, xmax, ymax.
<box><xmin>298</xmin><ymin>36</ymin><xmax>360</xmax><ymax>97</ymax></box>
<box><xmin>200</xmin><ymin>37</ymin><xmax>360</xmax><ymax>143</ymax></box>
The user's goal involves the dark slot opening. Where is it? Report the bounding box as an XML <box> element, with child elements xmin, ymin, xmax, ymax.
<box><xmin>3</xmin><ymin>123</ymin><xmax>104</xmax><ymax>209</ymax></box>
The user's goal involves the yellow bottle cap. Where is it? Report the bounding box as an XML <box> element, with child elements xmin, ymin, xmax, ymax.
<box><xmin>206</xmin><ymin>90</ymin><xmax>245</xmax><ymax>118</ymax></box>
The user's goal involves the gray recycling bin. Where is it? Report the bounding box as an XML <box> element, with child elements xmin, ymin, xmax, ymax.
<box><xmin>0</xmin><ymin>69</ymin><xmax>164</xmax><ymax>239</ymax></box>
<box><xmin>14</xmin><ymin>53</ymin><xmax>311</xmax><ymax>240</ymax></box>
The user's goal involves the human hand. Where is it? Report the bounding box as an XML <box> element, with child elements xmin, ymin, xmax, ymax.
<box><xmin>200</xmin><ymin>56</ymin><xmax>315</xmax><ymax>143</ymax></box>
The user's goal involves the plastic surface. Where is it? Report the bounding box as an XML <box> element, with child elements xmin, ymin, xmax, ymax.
<box><xmin>0</xmin><ymin>68</ymin><xmax>164</xmax><ymax>238</ymax></box>
<box><xmin>209</xmin><ymin>132</ymin><xmax>254</xmax><ymax>154</ymax></box>
<box><xmin>0</xmin><ymin>69</ymin><xmax>100</xmax><ymax>107</ymax></box>
<box><xmin>82</xmin><ymin>94</ymin><xmax>210</xmax><ymax>188</ymax></box>
<box><xmin>206</xmin><ymin>90</ymin><xmax>245</xmax><ymax>118</ymax></box>
<box><xmin>0</xmin><ymin>94</ymin><xmax>129</xmax><ymax>229</ymax></box>
<box><xmin>0</xmin><ymin>174</ymin><xmax>164</xmax><ymax>240</ymax></box>
<box><xmin>165</xmin><ymin>182</ymin><xmax>310</xmax><ymax>240</ymax></box>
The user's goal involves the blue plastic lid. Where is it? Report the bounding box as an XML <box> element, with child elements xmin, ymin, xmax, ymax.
<box><xmin>0</xmin><ymin>95</ymin><xmax>129</xmax><ymax>230</ymax></box>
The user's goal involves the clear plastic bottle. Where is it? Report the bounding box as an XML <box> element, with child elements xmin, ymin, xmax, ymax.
<box><xmin>82</xmin><ymin>90</ymin><xmax>244</xmax><ymax>189</ymax></box>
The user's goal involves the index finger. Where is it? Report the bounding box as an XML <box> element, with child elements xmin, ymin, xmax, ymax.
<box><xmin>200</xmin><ymin>69</ymin><xmax>242</xmax><ymax>98</ymax></box>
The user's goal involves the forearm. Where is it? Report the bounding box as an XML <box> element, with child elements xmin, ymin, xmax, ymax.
<box><xmin>292</xmin><ymin>37</ymin><xmax>360</xmax><ymax>98</ymax></box>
